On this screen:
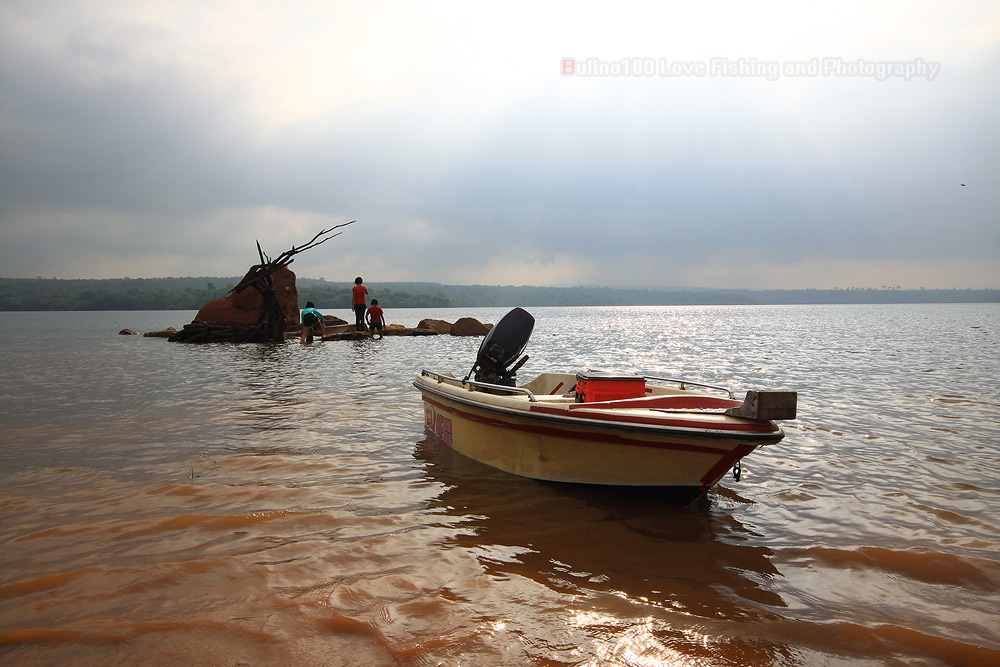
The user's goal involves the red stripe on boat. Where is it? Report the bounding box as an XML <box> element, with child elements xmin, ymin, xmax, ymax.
<box><xmin>422</xmin><ymin>395</ymin><xmax>764</xmax><ymax>455</ymax></box>
<box><xmin>529</xmin><ymin>404</ymin><xmax>777</xmax><ymax>433</ymax></box>
<box><xmin>699</xmin><ymin>444</ymin><xmax>756</xmax><ymax>490</ymax></box>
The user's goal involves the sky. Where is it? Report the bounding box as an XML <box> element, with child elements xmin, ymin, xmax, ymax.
<box><xmin>1</xmin><ymin>0</ymin><xmax>998</xmax><ymax>289</ymax></box>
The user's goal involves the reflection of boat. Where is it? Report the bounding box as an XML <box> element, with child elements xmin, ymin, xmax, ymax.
<box><xmin>413</xmin><ymin>308</ymin><xmax>796</xmax><ymax>502</ymax></box>
<box><xmin>412</xmin><ymin>435</ymin><xmax>786</xmax><ymax>619</ymax></box>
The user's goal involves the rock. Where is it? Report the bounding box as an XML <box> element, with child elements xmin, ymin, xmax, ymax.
<box><xmin>194</xmin><ymin>266</ymin><xmax>299</xmax><ymax>325</ymax></box>
<box><xmin>119</xmin><ymin>329</ymin><xmax>139</xmax><ymax>335</ymax></box>
<box><xmin>417</xmin><ymin>318</ymin><xmax>453</xmax><ymax>334</ymax></box>
<box><xmin>450</xmin><ymin>317</ymin><xmax>489</xmax><ymax>336</ymax></box>
<box><xmin>323</xmin><ymin>323</ymin><xmax>359</xmax><ymax>336</ymax></box>
<box><xmin>168</xmin><ymin>320</ymin><xmax>260</xmax><ymax>343</ymax></box>
<box><xmin>143</xmin><ymin>327</ymin><xmax>178</xmax><ymax>338</ymax></box>
<box><xmin>287</xmin><ymin>314</ymin><xmax>348</xmax><ymax>333</ymax></box>
<box><xmin>383</xmin><ymin>324</ymin><xmax>439</xmax><ymax>336</ymax></box>
<box><xmin>322</xmin><ymin>331</ymin><xmax>370</xmax><ymax>341</ymax></box>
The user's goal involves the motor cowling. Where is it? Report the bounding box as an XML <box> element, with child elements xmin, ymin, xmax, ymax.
<box><xmin>469</xmin><ymin>307</ymin><xmax>534</xmax><ymax>385</ymax></box>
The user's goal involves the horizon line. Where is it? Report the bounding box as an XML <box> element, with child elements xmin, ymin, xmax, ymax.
<box><xmin>2</xmin><ymin>276</ymin><xmax>998</xmax><ymax>292</ymax></box>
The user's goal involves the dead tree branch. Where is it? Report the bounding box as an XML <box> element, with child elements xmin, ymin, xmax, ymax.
<box><xmin>172</xmin><ymin>221</ymin><xmax>356</xmax><ymax>344</ymax></box>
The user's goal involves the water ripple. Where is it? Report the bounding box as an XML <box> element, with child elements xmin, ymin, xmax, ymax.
<box><xmin>1</xmin><ymin>305</ymin><xmax>998</xmax><ymax>665</ymax></box>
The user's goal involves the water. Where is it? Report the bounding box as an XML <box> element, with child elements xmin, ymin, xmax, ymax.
<box><xmin>1</xmin><ymin>305</ymin><xmax>998</xmax><ymax>666</ymax></box>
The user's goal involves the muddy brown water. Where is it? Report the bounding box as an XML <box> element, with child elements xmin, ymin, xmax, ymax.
<box><xmin>1</xmin><ymin>305</ymin><xmax>998</xmax><ymax>666</ymax></box>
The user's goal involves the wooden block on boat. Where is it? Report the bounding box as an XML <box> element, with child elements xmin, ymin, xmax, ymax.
<box><xmin>725</xmin><ymin>390</ymin><xmax>797</xmax><ymax>420</ymax></box>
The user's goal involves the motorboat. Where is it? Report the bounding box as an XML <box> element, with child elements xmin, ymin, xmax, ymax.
<box><xmin>413</xmin><ymin>308</ymin><xmax>797</xmax><ymax>501</ymax></box>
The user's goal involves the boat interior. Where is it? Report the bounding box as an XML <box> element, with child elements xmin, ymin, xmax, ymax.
<box><xmin>434</xmin><ymin>307</ymin><xmax>796</xmax><ymax>419</ymax></box>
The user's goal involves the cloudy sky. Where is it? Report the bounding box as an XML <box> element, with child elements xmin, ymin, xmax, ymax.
<box><xmin>1</xmin><ymin>0</ymin><xmax>997</xmax><ymax>289</ymax></box>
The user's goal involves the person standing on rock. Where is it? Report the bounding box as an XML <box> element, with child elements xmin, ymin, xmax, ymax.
<box><xmin>300</xmin><ymin>301</ymin><xmax>325</xmax><ymax>344</ymax></box>
<box><xmin>366</xmin><ymin>299</ymin><xmax>385</xmax><ymax>339</ymax></box>
<box><xmin>351</xmin><ymin>277</ymin><xmax>368</xmax><ymax>332</ymax></box>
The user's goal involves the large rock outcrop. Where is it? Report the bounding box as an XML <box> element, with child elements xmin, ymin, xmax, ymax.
<box><xmin>195</xmin><ymin>266</ymin><xmax>299</xmax><ymax>325</ymax></box>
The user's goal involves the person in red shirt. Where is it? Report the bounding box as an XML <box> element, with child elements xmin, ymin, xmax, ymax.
<box><xmin>351</xmin><ymin>277</ymin><xmax>368</xmax><ymax>331</ymax></box>
<box><xmin>365</xmin><ymin>299</ymin><xmax>385</xmax><ymax>339</ymax></box>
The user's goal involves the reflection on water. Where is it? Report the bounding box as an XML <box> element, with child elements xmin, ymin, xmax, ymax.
<box><xmin>412</xmin><ymin>436</ymin><xmax>793</xmax><ymax>664</ymax></box>
<box><xmin>0</xmin><ymin>305</ymin><xmax>999</xmax><ymax>666</ymax></box>
<box><xmin>415</xmin><ymin>437</ymin><xmax>780</xmax><ymax>610</ymax></box>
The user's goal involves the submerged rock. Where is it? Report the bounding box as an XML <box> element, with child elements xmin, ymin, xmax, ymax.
<box><xmin>141</xmin><ymin>317</ymin><xmax>491</xmax><ymax>341</ymax></box>
<box><xmin>143</xmin><ymin>327</ymin><xmax>178</xmax><ymax>338</ymax></box>
<box><xmin>321</xmin><ymin>331</ymin><xmax>369</xmax><ymax>341</ymax></box>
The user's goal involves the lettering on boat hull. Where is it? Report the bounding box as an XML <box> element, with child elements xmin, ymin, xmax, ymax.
<box><xmin>425</xmin><ymin>405</ymin><xmax>453</xmax><ymax>447</ymax></box>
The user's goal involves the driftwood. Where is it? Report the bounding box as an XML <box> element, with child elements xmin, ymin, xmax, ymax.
<box><xmin>171</xmin><ymin>222</ymin><xmax>355</xmax><ymax>344</ymax></box>
<box><xmin>168</xmin><ymin>320</ymin><xmax>266</xmax><ymax>344</ymax></box>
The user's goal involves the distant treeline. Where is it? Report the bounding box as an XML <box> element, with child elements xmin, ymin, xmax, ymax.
<box><xmin>325</xmin><ymin>281</ymin><xmax>760</xmax><ymax>307</ymax></box>
<box><xmin>296</xmin><ymin>282</ymin><xmax>452</xmax><ymax>310</ymax></box>
<box><xmin>1</xmin><ymin>277</ymin><xmax>997</xmax><ymax>311</ymax></box>
<box><xmin>0</xmin><ymin>277</ymin><xmax>239</xmax><ymax>311</ymax></box>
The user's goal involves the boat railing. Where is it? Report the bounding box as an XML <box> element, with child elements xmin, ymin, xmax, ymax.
<box><xmin>642</xmin><ymin>375</ymin><xmax>735</xmax><ymax>399</ymax></box>
<box><xmin>420</xmin><ymin>369</ymin><xmax>539</xmax><ymax>401</ymax></box>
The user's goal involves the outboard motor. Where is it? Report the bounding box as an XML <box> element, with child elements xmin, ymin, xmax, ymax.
<box><xmin>467</xmin><ymin>307</ymin><xmax>534</xmax><ymax>386</ymax></box>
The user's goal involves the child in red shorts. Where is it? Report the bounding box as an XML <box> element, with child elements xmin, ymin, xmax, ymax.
<box><xmin>365</xmin><ymin>299</ymin><xmax>385</xmax><ymax>339</ymax></box>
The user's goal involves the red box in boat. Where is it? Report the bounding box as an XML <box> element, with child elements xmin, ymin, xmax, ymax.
<box><xmin>575</xmin><ymin>373</ymin><xmax>646</xmax><ymax>403</ymax></box>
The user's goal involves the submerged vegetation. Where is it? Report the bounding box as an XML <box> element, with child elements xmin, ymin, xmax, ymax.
<box><xmin>0</xmin><ymin>277</ymin><xmax>997</xmax><ymax>311</ymax></box>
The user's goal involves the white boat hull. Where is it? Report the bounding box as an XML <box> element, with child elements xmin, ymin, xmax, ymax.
<box><xmin>415</xmin><ymin>371</ymin><xmax>790</xmax><ymax>496</ymax></box>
